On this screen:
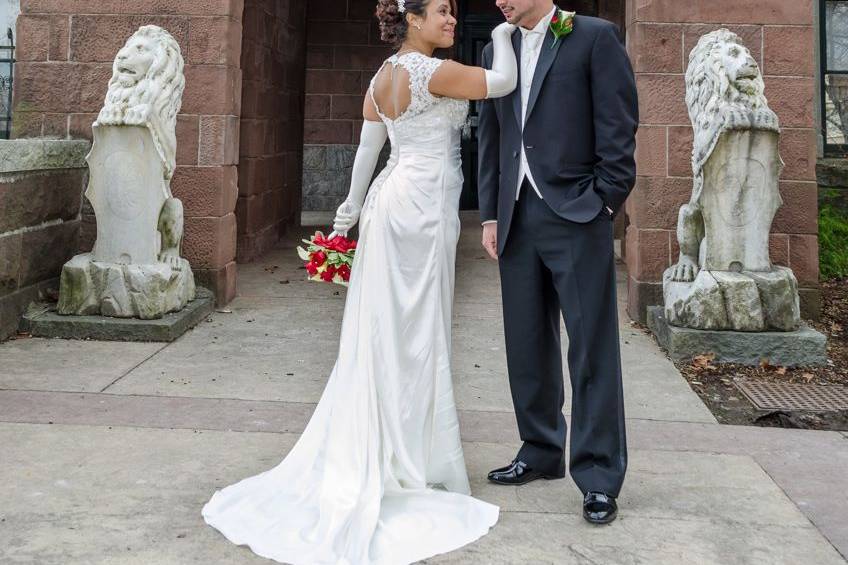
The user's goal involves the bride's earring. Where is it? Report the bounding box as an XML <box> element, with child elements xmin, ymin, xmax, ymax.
<box><xmin>412</xmin><ymin>20</ymin><xmax>422</xmax><ymax>31</ymax></box>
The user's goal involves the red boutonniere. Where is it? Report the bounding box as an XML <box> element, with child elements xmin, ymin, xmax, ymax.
<box><xmin>549</xmin><ymin>9</ymin><xmax>575</xmax><ymax>49</ymax></box>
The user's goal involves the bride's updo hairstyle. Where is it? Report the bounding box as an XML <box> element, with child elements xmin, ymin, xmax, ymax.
<box><xmin>376</xmin><ymin>0</ymin><xmax>426</xmax><ymax>48</ymax></box>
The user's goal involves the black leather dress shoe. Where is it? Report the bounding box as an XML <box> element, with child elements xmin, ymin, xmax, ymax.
<box><xmin>487</xmin><ymin>459</ymin><xmax>560</xmax><ymax>485</ymax></box>
<box><xmin>583</xmin><ymin>492</ymin><xmax>618</xmax><ymax>524</ymax></box>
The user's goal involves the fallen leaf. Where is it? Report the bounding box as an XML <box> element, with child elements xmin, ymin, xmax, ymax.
<box><xmin>692</xmin><ymin>353</ymin><xmax>716</xmax><ymax>369</ymax></box>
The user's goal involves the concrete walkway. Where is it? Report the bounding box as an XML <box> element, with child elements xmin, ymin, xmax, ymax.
<box><xmin>1</xmin><ymin>213</ymin><xmax>846</xmax><ymax>564</ymax></box>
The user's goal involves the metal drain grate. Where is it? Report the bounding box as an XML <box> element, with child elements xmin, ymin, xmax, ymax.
<box><xmin>735</xmin><ymin>381</ymin><xmax>848</xmax><ymax>412</ymax></box>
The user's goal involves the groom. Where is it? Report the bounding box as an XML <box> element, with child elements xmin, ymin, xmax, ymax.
<box><xmin>478</xmin><ymin>0</ymin><xmax>638</xmax><ymax>524</ymax></box>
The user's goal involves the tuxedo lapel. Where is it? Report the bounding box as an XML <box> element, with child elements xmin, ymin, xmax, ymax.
<box><xmin>511</xmin><ymin>29</ymin><xmax>523</xmax><ymax>129</ymax></box>
<box><xmin>525</xmin><ymin>26</ymin><xmax>564</xmax><ymax>124</ymax></box>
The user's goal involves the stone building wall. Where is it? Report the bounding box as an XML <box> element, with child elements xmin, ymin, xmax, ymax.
<box><xmin>237</xmin><ymin>0</ymin><xmax>308</xmax><ymax>262</ymax></box>
<box><xmin>624</xmin><ymin>0</ymin><xmax>820</xmax><ymax>322</ymax></box>
<box><xmin>302</xmin><ymin>0</ymin><xmax>392</xmax><ymax>211</ymax></box>
<box><xmin>11</xmin><ymin>0</ymin><xmax>244</xmax><ymax>305</ymax></box>
<box><xmin>0</xmin><ymin>139</ymin><xmax>89</xmax><ymax>339</ymax></box>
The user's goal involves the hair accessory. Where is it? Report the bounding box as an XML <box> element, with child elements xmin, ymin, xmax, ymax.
<box><xmin>397</xmin><ymin>0</ymin><xmax>406</xmax><ymax>13</ymax></box>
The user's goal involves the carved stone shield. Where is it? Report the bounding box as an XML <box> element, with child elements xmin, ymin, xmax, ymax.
<box><xmin>85</xmin><ymin>124</ymin><xmax>168</xmax><ymax>265</ymax></box>
<box><xmin>700</xmin><ymin>130</ymin><xmax>783</xmax><ymax>273</ymax></box>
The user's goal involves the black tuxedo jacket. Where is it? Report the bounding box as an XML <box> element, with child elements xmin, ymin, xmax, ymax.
<box><xmin>477</xmin><ymin>15</ymin><xmax>639</xmax><ymax>255</ymax></box>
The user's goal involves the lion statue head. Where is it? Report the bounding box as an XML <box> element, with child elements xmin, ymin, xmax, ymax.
<box><xmin>685</xmin><ymin>29</ymin><xmax>778</xmax><ymax>202</ymax></box>
<box><xmin>97</xmin><ymin>25</ymin><xmax>185</xmax><ymax>180</ymax></box>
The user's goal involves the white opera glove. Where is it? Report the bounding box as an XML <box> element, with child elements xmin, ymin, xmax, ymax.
<box><xmin>332</xmin><ymin>120</ymin><xmax>388</xmax><ymax>236</ymax></box>
<box><xmin>484</xmin><ymin>22</ymin><xmax>518</xmax><ymax>99</ymax></box>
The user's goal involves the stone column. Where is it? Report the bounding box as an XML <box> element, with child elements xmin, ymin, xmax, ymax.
<box><xmin>624</xmin><ymin>0</ymin><xmax>820</xmax><ymax>323</ymax></box>
<box><xmin>237</xmin><ymin>0</ymin><xmax>308</xmax><ymax>263</ymax></box>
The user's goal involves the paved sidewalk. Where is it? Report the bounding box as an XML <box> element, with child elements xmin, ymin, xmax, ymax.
<box><xmin>1</xmin><ymin>213</ymin><xmax>846</xmax><ymax>564</ymax></box>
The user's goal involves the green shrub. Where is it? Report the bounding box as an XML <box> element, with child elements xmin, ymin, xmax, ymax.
<box><xmin>819</xmin><ymin>202</ymin><xmax>848</xmax><ymax>280</ymax></box>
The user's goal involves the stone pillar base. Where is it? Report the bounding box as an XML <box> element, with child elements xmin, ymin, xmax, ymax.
<box><xmin>23</xmin><ymin>288</ymin><xmax>214</xmax><ymax>342</ymax></box>
<box><xmin>663</xmin><ymin>266</ymin><xmax>801</xmax><ymax>332</ymax></box>
<box><xmin>648</xmin><ymin>306</ymin><xmax>827</xmax><ymax>367</ymax></box>
<box><xmin>57</xmin><ymin>253</ymin><xmax>196</xmax><ymax>320</ymax></box>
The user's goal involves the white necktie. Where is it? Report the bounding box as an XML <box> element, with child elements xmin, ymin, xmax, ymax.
<box><xmin>521</xmin><ymin>31</ymin><xmax>543</xmax><ymax>121</ymax></box>
<box><xmin>523</xmin><ymin>31</ymin><xmax>543</xmax><ymax>60</ymax></box>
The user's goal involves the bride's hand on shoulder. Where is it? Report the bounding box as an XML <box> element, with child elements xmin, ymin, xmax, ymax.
<box><xmin>491</xmin><ymin>22</ymin><xmax>516</xmax><ymax>38</ymax></box>
<box><xmin>428</xmin><ymin>21</ymin><xmax>517</xmax><ymax>101</ymax></box>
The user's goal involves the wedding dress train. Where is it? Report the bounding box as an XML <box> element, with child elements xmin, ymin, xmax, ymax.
<box><xmin>202</xmin><ymin>52</ymin><xmax>499</xmax><ymax>565</ymax></box>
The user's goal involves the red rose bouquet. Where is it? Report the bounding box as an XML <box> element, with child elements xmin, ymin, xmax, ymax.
<box><xmin>297</xmin><ymin>231</ymin><xmax>357</xmax><ymax>286</ymax></box>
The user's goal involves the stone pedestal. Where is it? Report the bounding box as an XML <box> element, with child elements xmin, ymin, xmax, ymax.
<box><xmin>648</xmin><ymin>306</ymin><xmax>827</xmax><ymax>367</ymax></box>
<box><xmin>663</xmin><ymin>265</ymin><xmax>801</xmax><ymax>332</ymax></box>
<box><xmin>57</xmin><ymin>253</ymin><xmax>195</xmax><ymax>320</ymax></box>
<box><xmin>24</xmin><ymin>288</ymin><xmax>214</xmax><ymax>342</ymax></box>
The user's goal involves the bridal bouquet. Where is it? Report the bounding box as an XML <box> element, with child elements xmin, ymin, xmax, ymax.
<box><xmin>297</xmin><ymin>231</ymin><xmax>357</xmax><ymax>286</ymax></box>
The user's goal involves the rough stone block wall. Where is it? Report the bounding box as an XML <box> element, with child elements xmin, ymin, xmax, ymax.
<box><xmin>0</xmin><ymin>139</ymin><xmax>89</xmax><ymax>339</ymax></box>
<box><xmin>302</xmin><ymin>0</ymin><xmax>392</xmax><ymax>211</ymax></box>
<box><xmin>12</xmin><ymin>0</ymin><xmax>244</xmax><ymax>305</ymax></box>
<box><xmin>817</xmin><ymin>159</ymin><xmax>848</xmax><ymax>213</ymax></box>
<box><xmin>625</xmin><ymin>0</ymin><xmax>820</xmax><ymax>323</ymax></box>
<box><xmin>237</xmin><ymin>0</ymin><xmax>307</xmax><ymax>263</ymax></box>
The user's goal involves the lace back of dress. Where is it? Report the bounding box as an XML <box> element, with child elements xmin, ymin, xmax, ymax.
<box><xmin>368</xmin><ymin>52</ymin><xmax>443</xmax><ymax>124</ymax></box>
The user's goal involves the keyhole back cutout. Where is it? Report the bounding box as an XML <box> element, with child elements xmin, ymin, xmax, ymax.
<box><xmin>371</xmin><ymin>60</ymin><xmax>413</xmax><ymax>122</ymax></box>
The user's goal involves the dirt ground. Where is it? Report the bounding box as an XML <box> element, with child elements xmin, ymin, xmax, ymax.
<box><xmin>663</xmin><ymin>279</ymin><xmax>848</xmax><ymax>431</ymax></box>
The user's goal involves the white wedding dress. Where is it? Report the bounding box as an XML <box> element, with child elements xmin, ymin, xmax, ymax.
<box><xmin>202</xmin><ymin>52</ymin><xmax>499</xmax><ymax>565</ymax></box>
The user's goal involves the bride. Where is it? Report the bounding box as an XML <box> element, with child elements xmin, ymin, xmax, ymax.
<box><xmin>202</xmin><ymin>1</ymin><xmax>518</xmax><ymax>562</ymax></box>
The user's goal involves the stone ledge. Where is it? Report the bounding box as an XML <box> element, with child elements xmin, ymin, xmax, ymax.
<box><xmin>817</xmin><ymin>158</ymin><xmax>848</xmax><ymax>189</ymax></box>
<box><xmin>647</xmin><ymin>306</ymin><xmax>827</xmax><ymax>367</ymax></box>
<box><xmin>0</xmin><ymin>139</ymin><xmax>91</xmax><ymax>174</ymax></box>
<box><xmin>0</xmin><ymin>279</ymin><xmax>56</xmax><ymax>341</ymax></box>
<box><xmin>19</xmin><ymin>287</ymin><xmax>215</xmax><ymax>342</ymax></box>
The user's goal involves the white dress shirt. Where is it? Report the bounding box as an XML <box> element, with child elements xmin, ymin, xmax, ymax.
<box><xmin>516</xmin><ymin>5</ymin><xmax>556</xmax><ymax>202</ymax></box>
<box><xmin>482</xmin><ymin>7</ymin><xmax>557</xmax><ymax>227</ymax></box>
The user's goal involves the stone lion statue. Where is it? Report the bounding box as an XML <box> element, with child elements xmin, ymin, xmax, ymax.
<box><xmin>671</xmin><ymin>29</ymin><xmax>781</xmax><ymax>282</ymax></box>
<box><xmin>97</xmin><ymin>25</ymin><xmax>185</xmax><ymax>181</ymax></box>
<box><xmin>58</xmin><ymin>25</ymin><xmax>193</xmax><ymax>320</ymax></box>
<box><xmin>659</xmin><ymin>29</ymin><xmax>799</xmax><ymax>333</ymax></box>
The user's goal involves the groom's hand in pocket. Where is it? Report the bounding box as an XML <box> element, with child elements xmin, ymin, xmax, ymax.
<box><xmin>481</xmin><ymin>222</ymin><xmax>498</xmax><ymax>261</ymax></box>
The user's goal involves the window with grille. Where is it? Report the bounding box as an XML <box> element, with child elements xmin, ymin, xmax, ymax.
<box><xmin>822</xmin><ymin>1</ymin><xmax>848</xmax><ymax>155</ymax></box>
<box><xmin>0</xmin><ymin>27</ymin><xmax>13</xmax><ymax>140</ymax></box>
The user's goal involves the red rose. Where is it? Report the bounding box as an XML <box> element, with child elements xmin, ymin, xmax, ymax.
<box><xmin>328</xmin><ymin>236</ymin><xmax>355</xmax><ymax>253</ymax></box>
<box><xmin>337</xmin><ymin>265</ymin><xmax>351</xmax><ymax>281</ymax></box>
<box><xmin>321</xmin><ymin>265</ymin><xmax>337</xmax><ymax>282</ymax></box>
<box><xmin>305</xmin><ymin>262</ymin><xmax>318</xmax><ymax>276</ymax></box>
<box><xmin>343</xmin><ymin>238</ymin><xmax>358</xmax><ymax>252</ymax></box>
<box><xmin>311</xmin><ymin>251</ymin><xmax>327</xmax><ymax>266</ymax></box>
<box><xmin>551</xmin><ymin>14</ymin><xmax>559</xmax><ymax>23</ymax></box>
